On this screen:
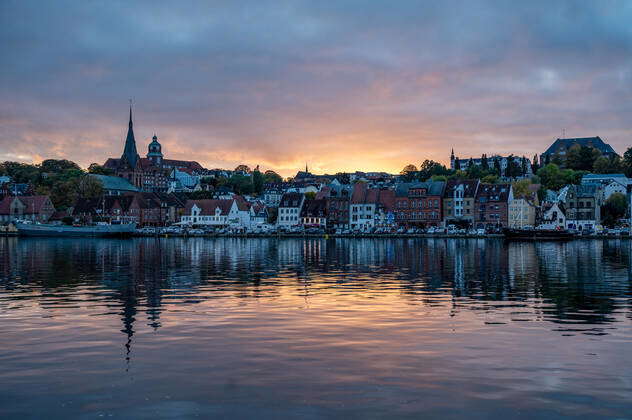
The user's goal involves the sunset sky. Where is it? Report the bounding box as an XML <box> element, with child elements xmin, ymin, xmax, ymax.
<box><xmin>1</xmin><ymin>1</ymin><xmax>631</xmax><ymax>176</ymax></box>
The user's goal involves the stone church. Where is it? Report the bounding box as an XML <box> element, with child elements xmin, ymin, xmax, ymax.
<box><xmin>104</xmin><ymin>107</ymin><xmax>204</xmax><ymax>192</ymax></box>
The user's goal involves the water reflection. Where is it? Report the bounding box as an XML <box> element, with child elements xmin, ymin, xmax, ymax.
<box><xmin>0</xmin><ymin>237</ymin><xmax>631</xmax><ymax>418</ymax></box>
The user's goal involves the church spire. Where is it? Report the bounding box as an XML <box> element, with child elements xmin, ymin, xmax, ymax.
<box><xmin>121</xmin><ymin>103</ymin><xmax>140</xmax><ymax>169</ymax></box>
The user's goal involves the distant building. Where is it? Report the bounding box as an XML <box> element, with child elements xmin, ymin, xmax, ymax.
<box><xmin>88</xmin><ymin>174</ymin><xmax>139</xmax><ymax>196</ymax></box>
<box><xmin>508</xmin><ymin>184</ymin><xmax>539</xmax><ymax>228</ymax></box>
<box><xmin>539</xmin><ymin>202</ymin><xmax>566</xmax><ymax>230</ymax></box>
<box><xmin>300</xmin><ymin>199</ymin><xmax>328</xmax><ymax>228</ymax></box>
<box><xmin>450</xmin><ymin>150</ymin><xmax>532</xmax><ymax>176</ymax></box>
<box><xmin>442</xmin><ymin>179</ymin><xmax>479</xmax><ymax>227</ymax></box>
<box><xmin>0</xmin><ymin>196</ymin><xmax>55</xmax><ymax>223</ymax></box>
<box><xmin>277</xmin><ymin>192</ymin><xmax>305</xmax><ymax>227</ymax></box>
<box><xmin>474</xmin><ymin>184</ymin><xmax>513</xmax><ymax>228</ymax></box>
<box><xmin>581</xmin><ymin>173</ymin><xmax>631</xmax><ymax>201</ymax></box>
<box><xmin>563</xmin><ymin>184</ymin><xmax>602</xmax><ymax>231</ymax></box>
<box><xmin>394</xmin><ymin>181</ymin><xmax>445</xmax><ymax>227</ymax></box>
<box><xmin>541</xmin><ymin>136</ymin><xmax>618</xmax><ymax>162</ymax></box>
<box><xmin>350</xmin><ymin>183</ymin><xmax>395</xmax><ymax>231</ymax></box>
<box><xmin>104</xmin><ymin>107</ymin><xmax>204</xmax><ymax>192</ymax></box>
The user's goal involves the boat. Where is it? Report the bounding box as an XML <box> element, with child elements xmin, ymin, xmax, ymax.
<box><xmin>502</xmin><ymin>227</ymin><xmax>574</xmax><ymax>241</ymax></box>
<box><xmin>15</xmin><ymin>222</ymin><xmax>136</xmax><ymax>238</ymax></box>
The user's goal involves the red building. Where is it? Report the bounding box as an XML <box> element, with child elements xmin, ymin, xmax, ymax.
<box><xmin>474</xmin><ymin>184</ymin><xmax>513</xmax><ymax>229</ymax></box>
<box><xmin>394</xmin><ymin>182</ymin><xmax>445</xmax><ymax>227</ymax></box>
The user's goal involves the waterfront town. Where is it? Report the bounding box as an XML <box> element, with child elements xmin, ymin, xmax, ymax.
<box><xmin>1</xmin><ymin>108</ymin><xmax>631</xmax><ymax>236</ymax></box>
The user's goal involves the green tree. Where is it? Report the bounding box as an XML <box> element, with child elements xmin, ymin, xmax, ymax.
<box><xmin>40</xmin><ymin>159</ymin><xmax>81</xmax><ymax>173</ymax></box>
<box><xmin>76</xmin><ymin>176</ymin><xmax>103</xmax><ymax>200</ymax></box>
<box><xmin>622</xmin><ymin>147</ymin><xmax>632</xmax><ymax>177</ymax></box>
<box><xmin>481</xmin><ymin>174</ymin><xmax>499</xmax><ymax>184</ymax></box>
<box><xmin>252</xmin><ymin>169</ymin><xmax>264</xmax><ymax>194</ymax></box>
<box><xmin>263</xmin><ymin>170</ymin><xmax>283</xmax><ymax>184</ymax></box>
<box><xmin>481</xmin><ymin>154</ymin><xmax>489</xmax><ymax>170</ymax></box>
<box><xmin>87</xmin><ymin>163</ymin><xmax>114</xmax><ymax>175</ymax></box>
<box><xmin>418</xmin><ymin>160</ymin><xmax>449</xmax><ymax>180</ymax></box>
<box><xmin>601</xmin><ymin>193</ymin><xmax>628</xmax><ymax>227</ymax></box>
<box><xmin>400</xmin><ymin>164</ymin><xmax>418</xmax><ymax>175</ymax></box>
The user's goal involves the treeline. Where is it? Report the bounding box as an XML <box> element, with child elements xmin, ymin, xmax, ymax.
<box><xmin>0</xmin><ymin>159</ymin><xmax>105</xmax><ymax>210</ymax></box>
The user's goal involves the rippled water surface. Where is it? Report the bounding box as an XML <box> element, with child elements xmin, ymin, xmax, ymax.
<box><xmin>1</xmin><ymin>237</ymin><xmax>631</xmax><ymax>419</ymax></box>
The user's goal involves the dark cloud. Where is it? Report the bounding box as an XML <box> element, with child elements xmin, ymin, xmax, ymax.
<box><xmin>1</xmin><ymin>0</ymin><xmax>631</xmax><ymax>174</ymax></box>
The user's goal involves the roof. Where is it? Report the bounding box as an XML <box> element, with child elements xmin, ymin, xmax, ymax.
<box><xmin>443</xmin><ymin>179</ymin><xmax>479</xmax><ymax>198</ymax></box>
<box><xmin>395</xmin><ymin>181</ymin><xmax>445</xmax><ymax>198</ymax></box>
<box><xmin>300</xmin><ymin>199</ymin><xmax>328</xmax><ymax>217</ymax></box>
<box><xmin>476</xmin><ymin>184</ymin><xmax>512</xmax><ymax>202</ymax></box>
<box><xmin>351</xmin><ymin>183</ymin><xmax>395</xmax><ymax>209</ymax></box>
<box><xmin>0</xmin><ymin>195</ymin><xmax>54</xmax><ymax>215</ymax></box>
<box><xmin>543</xmin><ymin>137</ymin><xmax>617</xmax><ymax>156</ymax></box>
<box><xmin>279</xmin><ymin>192</ymin><xmax>304</xmax><ymax>208</ymax></box>
<box><xmin>89</xmin><ymin>174</ymin><xmax>139</xmax><ymax>192</ymax></box>
<box><xmin>185</xmin><ymin>199</ymin><xmax>234</xmax><ymax>216</ymax></box>
<box><xmin>566</xmin><ymin>184</ymin><xmax>600</xmax><ymax>198</ymax></box>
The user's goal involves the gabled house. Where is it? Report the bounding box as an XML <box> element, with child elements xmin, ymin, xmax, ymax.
<box><xmin>539</xmin><ymin>202</ymin><xmax>566</xmax><ymax>230</ymax></box>
<box><xmin>442</xmin><ymin>179</ymin><xmax>479</xmax><ymax>227</ymax></box>
<box><xmin>277</xmin><ymin>192</ymin><xmax>305</xmax><ymax>227</ymax></box>
<box><xmin>180</xmin><ymin>199</ymin><xmax>236</xmax><ymax>227</ymax></box>
<box><xmin>508</xmin><ymin>184</ymin><xmax>540</xmax><ymax>228</ymax></box>
<box><xmin>0</xmin><ymin>195</ymin><xmax>55</xmax><ymax>223</ymax></box>
<box><xmin>350</xmin><ymin>183</ymin><xmax>395</xmax><ymax>230</ymax></box>
<box><xmin>474</xmin><ymin>184</ymin><xmax>513</xmax><ymax>228</ymax></box>
<box><xmin>394</xmin><ymin>181</ymin><xmax>445</xmax><ymax>227</ymax></box>
<box><xmin>300</xmin><ymin>199</ymin><xmax>328</xmax><ymax>228</ymax></box>
<box><xmin>563</xmin><ymin>184</ymin><xmax>602</xmax><ymax>231</ymax></box>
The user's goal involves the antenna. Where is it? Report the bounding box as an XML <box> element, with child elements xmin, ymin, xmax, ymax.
<box><xmin>562</xmin><ymin>128</ymin><xmax>566</xmax><ymax>138</ymax></box>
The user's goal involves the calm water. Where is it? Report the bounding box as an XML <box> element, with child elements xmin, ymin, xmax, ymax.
<box><xmin>1</xmin><ymin>238</ymin><xmax>631</xmax><ymax>419</ymax></box>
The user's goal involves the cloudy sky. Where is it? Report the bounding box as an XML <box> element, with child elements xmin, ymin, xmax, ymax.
<box><xmin>1</xmin><ymin>1</ymin><xmax>631</xmax><ymax>176</ymax></box>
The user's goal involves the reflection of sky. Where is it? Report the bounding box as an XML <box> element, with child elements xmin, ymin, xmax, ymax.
<box><xmin>2</xmin><ymin>2</ymin><xmax>632</xmax><ymax>175</ymax></box>
<box><xmin>1</xmin><ymin>238</ymin><xmax>632</xmax><ymax>417</ymax></box>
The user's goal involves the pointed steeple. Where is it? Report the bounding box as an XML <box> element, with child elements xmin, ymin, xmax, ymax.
<box><xmin>121</xmin><ymin>104</ymin><xmax>140</xmax><ymax>169</ymax></box>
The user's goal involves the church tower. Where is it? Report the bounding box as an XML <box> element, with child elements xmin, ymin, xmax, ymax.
<box><xmin>147</xmin><ymin>134</ymin><xmax>163</xmax><ymax>165</ymax></box>
<box><xmin>120</xmin><ymin>106</ymin><xmax>140</xmax><ymax>169</ymax></box>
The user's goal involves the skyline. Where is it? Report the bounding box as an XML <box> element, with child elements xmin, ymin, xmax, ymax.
<box><xmin>2</xmin><ymin>1</ymin><xmax>632</xmax><ymax>176</ymax></box>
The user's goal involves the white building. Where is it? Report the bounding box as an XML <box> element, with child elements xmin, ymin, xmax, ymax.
<box><xmin>181</xmin><ymin>198</ymin><xmax>251</xmax><ymax>229</ymax></box>
<box><xmin>277</xmin><ymin>192</ymin><xmax>305</xmax><ymax>227</ymax></box>
<box><xmin>538</xmin><ymin>203</ymin><xmax>566</xmax><ymax>230</ymax></box>
<box><xmin>581</xmin><ymin>173</ymin><xmax>631</xmax><ymax>201</ymax></box>
<box><xmin>169</xmin><ymin>168</ymin><xmax>200</xmax><ymax>193</ymax></box>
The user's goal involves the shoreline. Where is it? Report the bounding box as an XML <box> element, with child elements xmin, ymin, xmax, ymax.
<box><xmin>4</xmin><ymin>231</ymin><xmax>631</xmax><ymax>240</ymax></box>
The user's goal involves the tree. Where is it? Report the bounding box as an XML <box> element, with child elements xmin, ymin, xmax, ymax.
<box><xmin>188</xmin><ymin>190</ymin><xmax>215</xmax><ymax>199</ymax></box>
<box><xmin>418</xmin><ymin>160</ymin><xmax>449</xmax><ymax>180</ymax></box>
<box><xmin>565</xmin><ymin>145</ymin><xmax>600</xmax><ymax>171</ymax></box>
<box><xmin>454</xmin><ymin>158</ymin><xmax>460</xmax><ymax>170</ymax></box>
<box><xmin>400</xmin><ymin>164</ymin><xmax>418</xmax><ymax>175</ymax></box>
<box><xmin>252</xmin><ymin>169</ymin><xmax>264</xmax><ymax>194</ymax></box>
<box><xmin>481</xmin><ymin>174</ymin><xmax>499</xmax><ymax>184</ymax></box>
<box><xmin>481</xmin><ymin>154</ymin><xmax>489</xmax><ymax>170</ymax></box>
<box><xmin>263</xmin><ymin>170</ymin><xmax>283</xmax><ymax>184</ymax></box>
<box><xmin>601</xmin><ymin>193</ymin><xmax>628</xmax><ymax>227</ymax></box>
<box><xmin>40</xmin><ymin>159</ymin><xmax>80</xmax><ymax>173</ymax></box>
<box><xmin>492</xmin><ymin>157</ymin><xmax>501</xmax><ymax>176</ymax></box>
<box><xmin>234</xmin><ymin>164</ymin><xmax>251</xmax><ymax>174</ymax></box>
<box><xmin>537</xmin><ymin>164</ymin><xmax>564</xmax><ymax>191</ymax></box>
<box><xmin>531</xmin><ymin>154</ymin><xmax>539</xmax><ymax>173</ymax></box>
<box><xmin>622</xmin><ymin>147</ymin><xmax>632</xmax><ymax>177</ymax></box>
<box><xmin>76</xmin><ymin>175</ymin><xmax>103</xmax><ymax>200</ymax></box>
<box><xmin>512</xmin><ymin>179</ymin><xmax>532</xmax><ymax>199</ymax></box>
<box><xmin>593</xmin><ymin>157</ymin><xmax>610</xmax><ymax>174</ymax></box>
<box><xmin>88</xmin><ymin>163</ymin><xmax>114</xmax><ymax>175</ymax></box>
<box><xmin>304</xmin><ymin>191</ymin><xmax>316</xmax><ymax>200</ymax></box>
<box><xmin>521</xmin><ymin>156</ymin><xmax>528</xmax><ymax>176</ymax></box>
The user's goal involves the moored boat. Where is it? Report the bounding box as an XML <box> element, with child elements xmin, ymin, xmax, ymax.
<box><xmin>15</xmin><ymin>222</ymin><xmax>136</xmax><ymax>238</ymax></box>
<box><xmin>502</xmin><ymin>227</ymin><xmax>574</xmax><ymax>240</ymax></box>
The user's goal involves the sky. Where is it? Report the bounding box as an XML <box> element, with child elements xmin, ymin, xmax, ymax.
<box><xmin>1</xmin><ymin>1</ymin><xmax>631</xmax><ymax>176</ymax></box>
